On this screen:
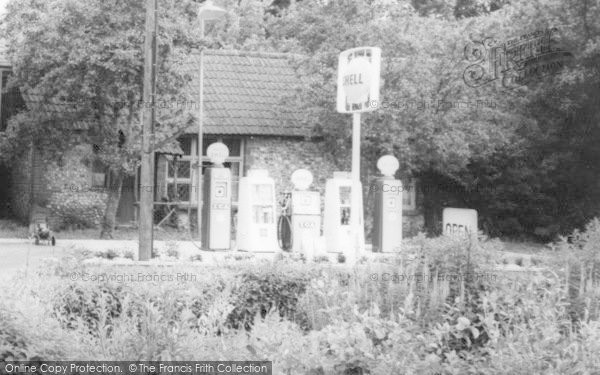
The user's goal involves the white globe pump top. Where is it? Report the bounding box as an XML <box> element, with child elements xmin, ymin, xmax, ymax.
<box><xmin>377</xmin><ymin>155</ymin><xmax>399</xmax><ymax>177</ymax></box>
<box><xmin>206</xmin><ymin>142</ymin><xmax>229</xmax><ymax>165</ymax></box>
<box><xmin>291</xmin><ymin>169</ymin><xmax>313</xmax><ymax>190</ymax></box>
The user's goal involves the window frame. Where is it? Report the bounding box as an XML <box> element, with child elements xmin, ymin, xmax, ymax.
<box><xmin>90</xmin><ymin>145</ymin><xmax>111</xmax><ymax>189</ymax></box>
<box><xmin>402</xmin><ymin>178</ymin><xmax>417</xmax><ymax>211</ymax></box>
<box><xmin>166</xmin><ymin>155</ymin><xmax>193</xmax><ymax>203</ymax></box>
<box><xmin>164</xmin><ymin>136</ymin><xmax>244</xmax><ymax>206</ymax></box>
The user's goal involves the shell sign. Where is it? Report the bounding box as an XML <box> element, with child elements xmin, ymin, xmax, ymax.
<box><xmin>336</xmin><ymin>47</ymin><xmax>381</xmax><ymax>113</ymax></box>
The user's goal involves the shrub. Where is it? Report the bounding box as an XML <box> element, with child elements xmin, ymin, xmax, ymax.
<box><xmin>553</xmin><ymin>218</ymin><xmax>600</xmax><ymax>321</ymax></box>
<box><xmin>0</xmin><ymin>237</ymin><xmax>598</xmax><ymax>371</ymax></box>
<box><xmin>97</xmin><ymin>249</ymin><xmax>119</xmax><ymax>260</ymax></box>
<box><xmin>53</xmin><ymin>283</ymin><xmax>125</xmax><ymax>334</ymax></box>
<box><xmin>48</xmin><ymin>193</ymin><xmax>105</xmax><ymax>230</ymax></box>
<box><xmin>530</xmin><ymin>256</ymin><xmax>542</xmax><ymax>266</ymax></box>
<box><xmin>514</xmin><ymin>257</ymin><xmax>523</xmax><ymax>267</ymax></box>
<box><xmin>0</xmin><ymin>310</ymin><xmax>29</xmax><ymax>361</ymax></box>
<box><xmin>227</xmin><ymin>269</ymin><xmax>311</xmax><ymax>330</ymax></box>
<box><xmin>225</xmin><ymin>253</ymin><xmax>255</xmax><ymax>261</ymax></box>
<box><xmin>274</xmin><ymin>252</ymin><xmax>306</xmax><ymax>263</ymax></box>
<box><xmin>165</xmin><ymin>241</ymin><xmax>180</xmax><ymax>258</ymax></box>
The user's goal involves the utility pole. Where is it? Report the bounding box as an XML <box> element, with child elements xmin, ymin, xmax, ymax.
<box><xmin>139</xmin><ymin>0</ymin><xmax>158</xmax><ymax>261</ymax></box>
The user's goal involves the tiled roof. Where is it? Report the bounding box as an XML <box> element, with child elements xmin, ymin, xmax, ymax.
<box><xmin>181</xmin><ymin>50</ymin><xmax>308</xmax><ymax>137</ymax></box>
<box><xmin>6</xmin><ymin>48</ymin><xmax>309</xmax><ymax>138</ymax></box>
<box><xmin>20</xmin><ymin>92</ymin><xmax>94</xmax><ymax>130</ymax></box>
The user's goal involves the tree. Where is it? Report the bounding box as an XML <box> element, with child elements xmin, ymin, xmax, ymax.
<box><xmin>460</xmin><ymin>0</ymin><xmax>600</xmax><ymax>239</ymax></box>
<box><xmin>265</xmin><ymin>0</ymin><xmax>599</xmax><ymax>238</ymax></box>
<box><xmin>265</xmin><ymin>0</ymin><xmax>528</xmax><ymax>234</ymax></box>
<box><xmin>0</xmin><ymin>0</ymin><xmax>203</xmax><ymax>237</ymax></box>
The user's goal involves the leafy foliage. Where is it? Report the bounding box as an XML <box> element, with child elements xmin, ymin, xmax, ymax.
<box><xmin>0</xmin><ymin>0</ymin><xmax>204</xmax><ymax>235</ymax></box>
<box><xmin>227</xmin><ymin>268</ymin><xmax>311</xmax><ymax>330</ymax></box>
<box><xmin>1</xmin><ymin>230</ymin><xmax>600</xmax><ymax>371</ymax></box>
<box><xmin>0</xmin><ymin>0</ymin><xmax>598</xmax><ymax>239</ymax></box>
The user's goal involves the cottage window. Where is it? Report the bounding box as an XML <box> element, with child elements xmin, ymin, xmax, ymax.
<box><xmin>91</xmin><ymin>160</ymin><xmax>110</xmax><ymax>188</ymax></box>
<box><xmin>91</xmin><ymin>145</ymin><xmax>110</xmax><ymax>188</ymax></box>
<box><xmin>164</xmin><ymin>136</ymin><xmax>244</xmax><ymax>205</ymax></box>
<box><xmin>402</xmin><ymin>178</ymin><xmax>417</xmax><ymax>211</ymax></box>
<box><xmin>165</xmin><ymin>136</ymin><xmax>192</xmax><ymax>202</ymax></box>
<box><xmin>166</xmin><ymin>156</ymin><xmax>192</xmax><ymax>202</ymax></box>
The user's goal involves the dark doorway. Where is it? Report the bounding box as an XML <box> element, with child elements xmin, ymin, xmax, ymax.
<box><xmin>0</xmin><ymin>165</ymin><xmax>12</xmax><ymax>218</ymax></box>
<box><xmin>116</xmin><ymin>176</ymin><xmax>135</xmax><ymax>224</ymax></box>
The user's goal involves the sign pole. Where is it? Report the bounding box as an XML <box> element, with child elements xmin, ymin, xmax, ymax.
<box><xmin>336</xmin><ymin>46</ymin><xmax>381</xmax><ymax>261</ymax></box>
<box><xmin>351</xmin><ymin>112</ymin><xmax>364</xmax><ymax>259</ymax></box>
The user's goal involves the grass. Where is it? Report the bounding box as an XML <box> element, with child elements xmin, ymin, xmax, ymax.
<box><xmin>497</xmin><ymin>239</ymin><xmax>548</xmax><ymax>254</ymax></box>
<box><xmin>0</xmin><ymin>219</ymin><xmax>191</xmax><ymax>241</ymax></box>
<box><xmin>1</xmin><ymin>218</ymin><xmax>552</xmax><ymax>258</ymax></box>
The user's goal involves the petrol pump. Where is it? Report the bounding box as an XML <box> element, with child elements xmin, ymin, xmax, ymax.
<box><xmin>323</xmin><ymin>171</ymin><xmax>364</xmax><ymax>255</ymax></box>
<box><xmin>201</xmin><ymin>142</ymin><xmax>232</xmax><ymax>250</ymax></box>
<box><xmin>289</xmin><ymin>169</ymin><xmax>321</xmax><ymax>256</ymax></box>
<box><xmin>372</xmin><ymin>155</ymin><xmax>403</xmax><ymax>252</ymax></box>
<box><xmin>236</xmin><ymin>169</ymin><xmax>279</xmax><ymax>252</ymax></box>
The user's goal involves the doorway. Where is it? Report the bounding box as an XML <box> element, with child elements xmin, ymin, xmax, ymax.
<box><xmin>116</xmin><ymin>176</ymin><xmax>135</xmax><ymax>224</ymax></box>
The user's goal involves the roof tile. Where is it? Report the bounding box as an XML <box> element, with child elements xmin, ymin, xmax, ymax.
<box><xmin>179</xmin><ymin>49</ymin><xmax>307</xmax><ymax>137</ymax></box>
<box><xmin>8</xmin><ymin>48</ymin><xmax>309</xmax><ymax>138</ymax></box>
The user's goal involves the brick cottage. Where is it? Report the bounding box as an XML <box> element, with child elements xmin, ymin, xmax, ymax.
<box><xmin>0</xmin><ymin>47</ymin><xmax>424</xmax><ymax>240</ymax></box>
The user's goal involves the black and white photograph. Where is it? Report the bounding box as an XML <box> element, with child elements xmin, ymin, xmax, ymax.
<box><xmin>0</xmin><ymin>0</ymin><xmax>599</xmax><ymax>373</ymax></box>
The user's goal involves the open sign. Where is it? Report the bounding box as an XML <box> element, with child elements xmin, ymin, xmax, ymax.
<box><xmin>443</xmin><ymin>208</ymin><xmax>478</xmax><ymax>239</ymax></box>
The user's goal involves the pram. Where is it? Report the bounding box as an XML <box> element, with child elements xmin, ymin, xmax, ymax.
<box><xmin>29</xmin><ymin>217</ymin><xmax>56</xmax><ymax>246</ymax></box>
